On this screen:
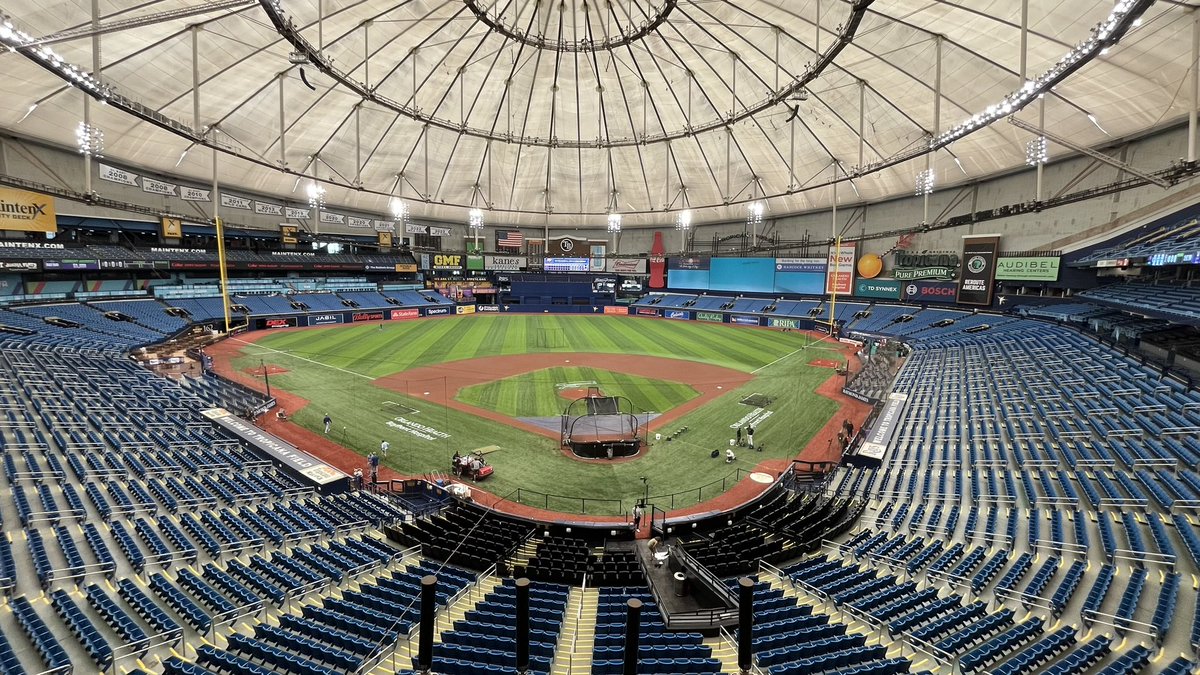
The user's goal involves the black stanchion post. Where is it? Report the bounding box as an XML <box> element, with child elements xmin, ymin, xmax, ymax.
<box><xmin>516</xmin><ymin>578</ymin><xmax>531</xmax><ymax>673</ymax></box>
<box><xmin>738</xmin><ymin>577</ymin><xmax>754</xmax><ymax>674</ymax></box>
<box><xmin>622</xmin><ymin>598</ymin><xmax>642</xmax><ymax>675</ymax></box>
<box><xmin>417</xmin><ymin>575</ymin><xmax>437</xmax><ymax>673</ymax></box>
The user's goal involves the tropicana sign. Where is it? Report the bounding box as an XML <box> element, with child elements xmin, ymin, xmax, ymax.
<box><xmin>891</xmin><ymin>250</ymin><xmax>959</xmax><ymax>280</ymax></box>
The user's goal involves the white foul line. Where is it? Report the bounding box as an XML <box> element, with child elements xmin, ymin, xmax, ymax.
<box><xmin>229</xmin><ymin>337</ymin><xmax>374</xmax><ymax>380</ymax></box>
<box><xmin>751</xmin><ymin>332</ymin><xmax>839</xmax><ymax>374</ymax></box>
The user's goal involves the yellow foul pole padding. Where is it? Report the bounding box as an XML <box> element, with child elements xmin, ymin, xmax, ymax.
<box><xmin>214</xmin><ymin>216</ymin><xmax>232</xmax><ymax>333</ymax></box>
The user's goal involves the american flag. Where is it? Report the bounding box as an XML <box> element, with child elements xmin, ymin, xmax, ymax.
<box><xmin>498</xmin><ymin>230</ymin><xmax>524</xmax><ymax>248</ymax></box>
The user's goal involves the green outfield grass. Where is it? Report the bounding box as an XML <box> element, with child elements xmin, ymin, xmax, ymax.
<box><xmin>456</xmin><ymin>366</ymin><xmax>699</xmax><ymax>418</ymax></box>
<box><xmin>231</xmin><ymin>315</ymin><xmax>845</xmax><ymax>513</ymax></box>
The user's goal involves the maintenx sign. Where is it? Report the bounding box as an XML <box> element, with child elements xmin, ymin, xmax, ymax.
<box><xmin>957</xmin><ymin>235</ymin><xmax>1000</xmax><ymax>305</ymax></box>
<box><xmin>0</xmin><ymin>187</ymin><xmax>56</xmax><ymax>233</ymax></box>
<box><xmin>854</xmin><ymin>278</ymin><xmax>901</xmax><ymax>299</ymax></box>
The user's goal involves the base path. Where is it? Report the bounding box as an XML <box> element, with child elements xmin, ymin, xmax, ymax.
<box><xmin>374</xmin><ymin>353</ymin><xmax>753</xmax><ymax>441</ymax></box>
<box><xmin>206</xmin><ymin>326</ymin><xmax>870</xmax><ymax>525</ymax></box>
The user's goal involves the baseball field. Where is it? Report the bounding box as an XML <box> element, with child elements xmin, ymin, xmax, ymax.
<box><xmin>224</xmin><ymin>314</ymin><xmax>847</xmax><ymax>514</ymax></box>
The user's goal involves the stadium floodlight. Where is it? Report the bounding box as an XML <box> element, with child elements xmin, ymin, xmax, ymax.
<box><xmin>675</xmin><ymin>209</ymin><xmax>692</xmax><ymax>231</ymax></box>
<box><xmin>607</xmin><ymin>212</ymin><xmax>622</xmax><ymax>233</ymax></box>
<box><xmin>915</xmin><ymin>168</ymin><xmax>935</xmax><ymax>196</ymax></box>
<box><xmin>1025</xmin><ymin>136</ymin><xmax>1048</xmax><ymax>166</ymax></box>
<box><xmin>391</xmin><ymin>197</ymin><xmax>409</xmax><ymax>222</ymax></box>
<box><xmin>468</xmin><ymin>207</ymin><xmax>484</xmax><ymax>230</ymax></box>
<box><xmin>747</xmin><ymin>201</ymin><xmax>764</xmax><ymax>226</ymax></box>
<box><xmin>306</xmin><ymin>181</ymin><xmax>326</xmax><ymax>208</ymax></box>
<box><xmin>75</xmin><ymin>122</ymin><xmax>103</xmax><ymax>157</ymax></box>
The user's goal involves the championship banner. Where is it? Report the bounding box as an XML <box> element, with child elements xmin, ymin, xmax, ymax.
<box><xmin>98</xmin><ymin>163</ymin><xmax>138</xmax><ymax>186</ymax></box>
<box><xmin>347</xmin><ymin>216</ymin><xmax>373</xmax><ymax>229</ymax></box>
<box><xmin>220</xmin><ymin>193</ymin><xmax>252</xmax><ymax>210</ymax></box>
<box><xmin>0</xmin><ymin>186</ymin><xmax>56</xmax><ymax>233</ymax></box>
<box><xmin>430</xmin><ymin>226</ymin><xmax>453</xmax><ymax>237</ymax></box>
<box><xmin>280</xmin><ymin>224</ymin><xmax>299</xmax><ymax>245</ymax></box>
<box><xmin>255</xmin><ymin>201</ymin><xmax>283</xmax><ymax>216</ymax></box>
<box><xmin>405</xmin><ymin>223</ymin><xmax>428</xmax><ymax>234</ymax></box>
<box><xmin>161</xmin><ymin>217</ymin><xmax>183</xmax><ymax>239</ymax></box>
<box><xmin>181</xmin><ymin>186</ymin><xmax>210</xmax><ymax>202</ymax></box>
<box><xmin>825</xmin><ymin>242</ymin><xmax>855</xmax><ymax>294</ymax></box>
<box><xmin>142</xmin><ymin>177</ymin><xmax>177</xmax><ymax>196</ymax></box>
<box><xmin>957</xmin><ymin>235</ymin><xmax>1000</xmax><ymax>305</ymax></box>
<box><xmin>285</xmin><ymin>206</ymin><xmax>310</xmax><ymax>219</ymax></box>
<box><xmin>372</xmin><ymin>220</ymin><xmax>395</xmax><ymax>232</ymax></box>
<box><xmin>319</xmin><ymin>212</ymin><xmax>345</xmax><ymax>224</ymax></box>
<box><xmin>378</xmin><ymin>231</ymin><xmax>393</xmax><ymax>248</ymax></box>
<box><xmin>995</xmin><ymin>256</ymin><xmax>1060</xmax><ymax>281</ymax></box>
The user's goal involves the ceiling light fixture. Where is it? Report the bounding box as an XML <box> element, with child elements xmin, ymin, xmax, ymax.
<box><xmin>607</xmin><ymin>212</ymin><xmax>622</xmax><ymax>233</ymax></box>
<box><xmin>675</xmin><ymin>210</ymin><xmax>692</xmax><ymax>231</ymax></box>
<box><xmin>468</xmin><ymin>208</ymin><xmax>484</xmax><ymax>230</ymax></box>
<box><xmin>1025</xmin><ymin>136</ymin><xmax>1048</xmax><ymax>166</ymax></box>
<box><xmin>915</xmin><ymin>168</ymin><xmax>935</xmax><ymax>196</ymax></box>
<box><xmin>306</xmin><ymin>181</ymin><xmax>326</xmax><ymax>208</ymax></box>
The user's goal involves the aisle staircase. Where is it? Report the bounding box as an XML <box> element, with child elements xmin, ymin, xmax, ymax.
<box><xmin>551</xmin><ymin>586</ymin><xmax>598</xmax><ymax>675</ymax></box>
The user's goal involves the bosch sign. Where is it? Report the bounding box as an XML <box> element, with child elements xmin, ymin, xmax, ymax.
<box><xmin>902</xmin><ymin>280</ymin><xmax>958</xmax><ymax>304</ymax></box>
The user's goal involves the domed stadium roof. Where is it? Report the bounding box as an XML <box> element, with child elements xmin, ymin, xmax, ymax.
<box><xmin>0</xmin><ymin>0</ymin><xmax>1188</xmax><ymax>226</ymax></box>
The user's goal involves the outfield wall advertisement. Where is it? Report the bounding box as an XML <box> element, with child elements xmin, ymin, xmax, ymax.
<box><xmin>995</xmin><ymin>256</ymin><xmax>1060</xmax><ymax>281</ymax></box>
<box><xmin>957</xmin><ymin>235</ymin><xmax>1000</xmax><ymax>305</ymax></box>
<box><xmin>854</xmin><ymin>278</ymin><xmax>901</xmax><ymax>299</ymax></box>
<box><xmin>309</xmin><ymin>314</ymin><xmax>343</xmax><ymax>325</ymax></box>
<box><xmin>664</xmin><ymin>309</ymin><xmax>690</xmax><ymax>320</ymax></box>
<box><xmin>603</xmin><ymin>305</ymin><xmax>630</xmax><ymax>315</ymax></box>
<box><xmin>390</xmin><ymin>308</ymin><xmax>420</xmax><ymax>320</ymax></box>
<box><xmin>730</xmin><ymin>315</ymin><xmax>761</xmax><ymax>326</ymax></box>
<box><xmin>696</xmin><ymin>311</ymin><xmax>723</xmax><ymax>323</ymax></box>
<box><xmin>424</xmin><ymin>307</ymin><xmax>452</xmax><ymax>316</ymax></box>
<box><xmin>825</xmin><ymin>244</ymin><xmax>856</xmax><ymax>294</ymax></box>
<box><xmin>900</xmin><ymin>280</ymin><xmax>958</xmax><ymax>304</ymax></box>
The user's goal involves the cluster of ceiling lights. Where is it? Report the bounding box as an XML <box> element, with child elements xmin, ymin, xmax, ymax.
<box><xmin>390</xmin><ymin>198</ymin><xmax>409</xmax><ymax>223</ymax></box>
<box><xmin>675</xmin><ymin>210</ymin><xmax>693</xmax><ymax>232</ymax></box>
<box><xmin>75</xmin><ymin>122</ymin><xmax>103</xmax><ymax>157</ymax></box>
<box><xmin>306</xmin><ymin>181</ymin><xmax>326</xmax><ymax>209</ymax></box>
<box><xmin>1025</xmin><ymin>136</ymin><xmax>1049</xmax><ymax>166</ymax></box>
<box><xmin>606</xmin><ymin>213</ymin><xmax>622</xmax><ymax>234</ymax></box>
<box><xmin>0</xmin><ymin>19</ymin><xmax>108</xmax><ymax>98</ymax></box>
<box><xmin>747</xmin><ymin>201</ymin><xmax>765</xmax><ymax>227</ymax></box>
<box><xmin>935</xmin><ymin>0</ymin><xmax>1145</xmax><ymax>149</ymax></box>
<box><xmin>468</xmin><ymin>208</ymin><xmax>484</xmax><ymax>231</ymax></box>
<box><xmin>914</xmin><ymin>169</ymin><xmax>935</xmax><ymax>196</ymax></box>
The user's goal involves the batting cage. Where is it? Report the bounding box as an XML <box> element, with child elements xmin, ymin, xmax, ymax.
<box><xmin>560</xmin><ymin>388</ymin><xmax>644</xmax><ymax>459</ymax></box>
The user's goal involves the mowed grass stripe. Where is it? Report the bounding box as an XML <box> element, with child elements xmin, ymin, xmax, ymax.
<box><xmin>456</xmin><ymin>365</ymin><xmax>700</xmax><ymax>418</ymax></box>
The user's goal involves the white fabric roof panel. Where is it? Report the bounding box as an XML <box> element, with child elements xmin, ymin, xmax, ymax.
<box><xmin>0</xmin><ymin>0</ymin><xmax>1191</xmax><ymax>226</ymax></box>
